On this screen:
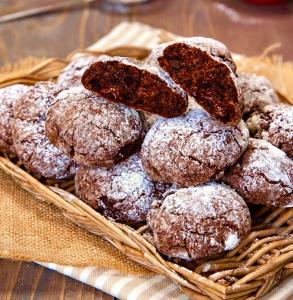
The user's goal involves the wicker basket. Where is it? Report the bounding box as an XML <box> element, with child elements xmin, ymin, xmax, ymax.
<box><xmin>0</xmin><ymin>45</ymin><xmax>292</xmax><ymax>300</ymax></box>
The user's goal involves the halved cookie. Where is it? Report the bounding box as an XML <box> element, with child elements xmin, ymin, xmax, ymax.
<box><xmin>81</xmin><ymin>55</ymin><xmax>188</xmax><ymax>118</ymax></box>
<box><xmin>147</xmin><ymin>37</ymin><xmax>242</xmax><ymax>124</ymax></box>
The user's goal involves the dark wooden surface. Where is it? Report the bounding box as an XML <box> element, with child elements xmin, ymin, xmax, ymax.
<box><xmin>0</xmin><ymin>259</ymin><xmax>114</xmax><ymax>300</ymax></box>
<box><xmin>0</xmin><ymin>0</ymin><xmax>292</xmax><ymax>299</ymax></box>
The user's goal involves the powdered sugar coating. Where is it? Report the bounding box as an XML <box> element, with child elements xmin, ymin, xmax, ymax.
<box><xmin>246</xmin><ymin>104</ymin><xmax>293</xmax><ymax>158</ymax></box>
<box><xmin>12</xmin><ymin>82</ymin><xmax>77</xmax><ymax>179</ymax></box>
<box><xmin>147</xmin><ymin>37</ymin><xmax>236</xmax><ymax>73</ymax></box>
<box><xmin>75</xmin><ymin>153</ymin><xmax>170</xmax><ymax>224</ymax></box>
<box><xmin>57</xmin><ymin>55</ymin><xmax>98</xmax><ymax>89</ymax></box>
<box><xmin>224</xmin><ymin>138</ymin><xmax>293</xmax><ymax>207</ymax></box>
<box><xmin>147</xmin><ymin>182</ymin><xmax>251</xmax><ymax>260</ymax></box>
<box><xmin>237</xmin><ymin>73</ymin><xmax>279</xmax><ymax>116</ymax></box>
<box><xmin>224</xmin><ymin>233</ymin><xmax>239</xmax><ymax>251</ymax></box>
<box><xmin>0</xmin><ymin>84</ymin><xmax>29</xmax><ymax>153</ymax></box>
<box><xmin>46</xmin><ymin>86</ymin><xmax>144</xmax><ymax>167</ymax></box>
<box><xmin>141</xmin><ymin>109</ymin><xmax>249</xmax><ymax>187</ymax></box>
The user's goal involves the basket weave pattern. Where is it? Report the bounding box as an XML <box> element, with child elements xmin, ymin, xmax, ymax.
<box><xmin>0</xmin><ymin>48</ymin><xmax>292</xmax><ymax>300</ymax></box>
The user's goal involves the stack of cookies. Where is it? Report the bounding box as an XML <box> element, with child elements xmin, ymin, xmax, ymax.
<box><xmin>1</xmin><ymin>37</ymin><xmax>292</xmax><ymax>261</ymax></box>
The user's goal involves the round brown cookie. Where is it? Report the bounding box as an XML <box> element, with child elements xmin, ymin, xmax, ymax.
<box><xmin>57</xmin><ymin>55</ymin><xmax>98</xmax><ymax>89</ymax></box>
<box><xmin>237</xmin><ymin>73</ymin><xmax>278</xmax><ymax>117</ymax></box>
<box><xmin>12</xmin><ymin>82</ymin><xmax>77</xmax><ymax>179</ymax></box>
<box><xmin>81</xmin><ymin>55</ymin><xmax>188</xmax><ymax>118</ymax></box>
<box><xmin>46</xmin><ymin>86</ymin><xmax>144</xmax><ymax>167</ymax></box>
<box><xmin>0</xmin><ymin>84</ymin><xmax>29</xmax><ymax>154</ymax></box>
<box><xmin>147</xmin><ymin>37</ymin><xmax>241</xmax><ymax>124</ymax></box>
<box><xmin>141</xmin><ymin>108</ymin><xmax>249</xmax><ymax>187</ymax></box>
<box><xmin>246</xmin><ymin>104</ymin><xmax>293</xmax><ymax>158</ymax></box>
<box><xmin>223</xmin><ymin>138</ymin><xmax>293</xmax><ymax>208</ymax></box>
<box><xmin>147</xmin><ymin>182</ymin><xmax>251</xmax><ymax>260</ymax></box>
<box><xmin>75</xmin><ymin>153</ymin><xmax>170</xmax><ymax>224</ymax></box>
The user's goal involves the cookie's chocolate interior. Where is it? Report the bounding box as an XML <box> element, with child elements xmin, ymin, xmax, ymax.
<box><xmin>158</xmin><ymin>43</ymin><xmax>241</xmax><ymax>124</ymax></box>
<box><xmin>82</xmin><ymin>61</ymin><xmax>188</xmax><ymax>118</ymax></box>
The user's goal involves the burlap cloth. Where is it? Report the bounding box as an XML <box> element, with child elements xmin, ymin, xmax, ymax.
<box><xmin>0</xmin><ymin>22</ymin><xmax>292</xmax><ymax>298</ymax></box>
<box><xmin>0</xmin><ymin>169</ymin><xmax>149</xmax><ymax>274</ymax></box>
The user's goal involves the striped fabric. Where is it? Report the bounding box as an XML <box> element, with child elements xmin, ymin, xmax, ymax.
<box><xmin>39</xmin><ymin>263</ymin><xmax>189</xmax><ymax>300</ymax></box>
<box><xmin>39</xmin><ymin>262</ymin><xmax>293</xmax><ymax>300</ymax></box>
<box><xmin>87</xmin><ymin>21</ymin><xmax>182</xmax><ymax>52</ymax></box>
<box><xmin>39</xmin><ymin>22</ymin><xmax>292</xmax><ymax>300</ymax></box>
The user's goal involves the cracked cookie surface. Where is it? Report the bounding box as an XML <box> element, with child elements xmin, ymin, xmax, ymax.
<box><xmin>75</xmin><ymin>153</ymin><xmax>170</xmax><ymax>224</ymax></box>
<box><xmin>0</xmin><ymin>84</ymin><xmax>29</xmax><ymax>154</ymax></box>
<box><xmin>46</xmin><ymin>86</ymin><xmax>144</xmax><ymax>167</ymax></box>
<box><xmin>141</xmin><ymin>109</ymin><xmax>249</xmax><ymax>187</ymax></box>
<box><xmin>237</xmin><ymin>73</ymin><xmax>279</xmax><ymax>117</ymax></box>
<box><xmin>224</xmin><ymin>138</ymin><xmax>293</xmax><ymax>207</ymax></box>
<box><xmin>246</xmin><ymin>104</ymin><xmax>293</xmax><ymax>158</ymax></box>
<box><xmin>11</xmin><ymin>82</ymin><xmax>77</xmax><ymax>179</ymax></box>
<box><xmin>147</xmin><ymin>182</ymin><xmax>251</xmax><ymax>260</ymax></box>
<box><xmin>57</xmin><ymin>55</ymin><xmax>98</xmax><ymax>89</ymax></box>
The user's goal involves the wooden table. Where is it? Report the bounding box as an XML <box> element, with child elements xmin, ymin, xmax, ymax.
<box><xmin>0</xmin><ymin>0</ymin><xmax>292</xmax><ymax>299</ymax></box>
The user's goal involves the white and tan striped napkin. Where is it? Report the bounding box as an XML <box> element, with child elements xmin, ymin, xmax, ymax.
<box><xmin>87</xmin><ymin>21</ymin><xmax>181</xmax><ymax>52</ymax></box>
<box><xmin>39</xmin><ymin>263</ymin><xmax>293</xmax><ymax>300</ymax></box>
<box><xmin>39</xmin><ymin>22</ymin><xmax>292</xmax><ymax>300</ymax></box>
<box><xmin>39</xmin><ymin>263</ymin><xmax>188</xmax><ymax>300</ymax></box>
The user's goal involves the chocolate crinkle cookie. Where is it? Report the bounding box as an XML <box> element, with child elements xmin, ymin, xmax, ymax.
<box><xmin>224</xmin><ymin>139</ymin><xmax>293</xmax><ymax>208</ymax></box>
<box><xmin>57</xmin><ymin>55</ymin><xmax>98</xmax><ymax>89</ymax></box>
<box><xmin>0</xmin><ymin>84</ymin><xmax>29</xmax><ymax>154</ymax></box>
<box><xmin>46</xmin><ymin>86</ymin><xmax>144</xmax><ymax>167</ymax></box>
<box><xmin>75</xmin><ymin>153</ymin><xmax>170</xmax><ymax>224</ymax></box>
<box><xmin>246</xmin><ymin>104</ymin><xmax>293</xmax><ymax>158</ymax></box>
<box><xmin>237</xmin><ymin>73</ymin><xmax>279</xmax><ymax>117</ymax></box>
<box><xmin>141</xmin><ymin>108</ymin><xmax>249</xmax><ymax>187</ymax></box>
<box><xmin>81</xmin><ymin>55</ymin><xmax>188</xmax><ymax>118</ymax></box>
<box><xmin>147</xmin><ymin>182</ymin><xmax>251</xmax><ymax>260</ymax></box>
<box><xmin>11</xmin><ymin>82</ymin><xmax>77</xmax><ymax>179</ymax></box>
<box><xmin>146</xmin><ymin>37</ymin><xmax>242</xmax><ymax>124</ymax></box>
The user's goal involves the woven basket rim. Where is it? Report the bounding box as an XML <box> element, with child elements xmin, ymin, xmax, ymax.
<box><xmin>1</xmin><ymin>154</ymin><xmax>292</xmax><ymax>299</ymax></box>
